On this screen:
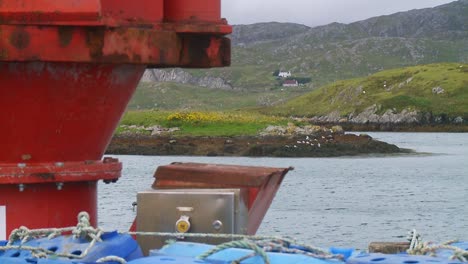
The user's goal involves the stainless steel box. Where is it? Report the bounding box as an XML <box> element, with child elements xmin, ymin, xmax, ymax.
<box><xmin>136</xmin><ymin>188</ymin><xmax>248</xmax><ymax>254</ymax></box>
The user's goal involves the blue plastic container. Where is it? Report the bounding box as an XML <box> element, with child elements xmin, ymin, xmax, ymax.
<box><xmin>436</xmin><ymin>241</ymin><xmax>468</xmax><ymax>259</ymax></box>
<box><xmin>347</xmin><ymin>253</ymin><xmax>464</xmax><ymax>264</ymax></box>
<box><xmin>451</xmin><ymin>241</ymin><xmax>468</xmax><ymax>251</ymax></box>
<box><xmin>0</xmin><ymin>231</ymin><xmax>143</xmax><ymax>263</ymax></box>
<box><xmin>0</xmin><ymin>259</ymin><xmax>90</xmax><ymax>264</ymax></box>
<box><xmin>147</xmin><ymin>241</ymin><xmax>344</xmax><ymax>264</ymax></box>
<box><xmin>129</xmin><ymin>255</ymin><xmax>219</xmax><ymax>264</ymax></box>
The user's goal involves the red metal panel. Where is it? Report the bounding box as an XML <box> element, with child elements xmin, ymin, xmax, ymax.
<box><xmin>0</xmin><ymin>25</ymin><xmax>230</xmax><ymax>67</ymax></box>
<box><xmin>247</xmin><ymin>171</ymin><xmax>286</xmax><ymax>234</ymax></box>
<box><xmin>101</xmin><ymin>0</ymin><xmax>163</xmax><ymax>25</ymax></box>
<box><xmin>0</xmin><ymin>160</ymin><xmax>120</xmax><ymax>235</ymax></box>
<box><xmin>152</xmin><ymin>163</ymin><xmax>292</xmax><ymax>234</ymax></box>
<box><xmin>0</xmin><ymin>182</ymin><xmax>97</xmax><ymax>237</ymax></box>
<box><xmin>0</xmin><ymin>0</ymin><xmax>232</xmax><ymax>235</ymax></box>
<box><xmin>164</xmin><ymin>0</ymin><xmax>221</xmax><ymax>22</ymax></box>
<box><xmin>0</xmin><ymin>160</ymin><xmax>121</xmax><ymax>184</ymax></box>
<box><xmin>0</xmin><ymin>62</ymin><xmax>145</xmax><ymax>162</ymax></box>
<box><xmin>0</xmin><ymin>0</ymin><xmax>101</xmax><ymax>23</ymax></box>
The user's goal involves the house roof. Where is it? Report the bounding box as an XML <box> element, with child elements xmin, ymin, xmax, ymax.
<box><xmin>283</xmin><ymin>79</ymin><xmax>298</xmax><ymax>84</ymax></box>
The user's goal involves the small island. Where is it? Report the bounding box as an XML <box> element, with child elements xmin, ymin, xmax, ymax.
<box><xmin>106</xmin><ymin>111</ymin><xmax>407</xmax><ymax>157</ymax></box>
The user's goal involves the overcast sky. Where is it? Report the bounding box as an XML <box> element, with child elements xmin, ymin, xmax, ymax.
<box><xmin>222</xmin><ymin>0</ymin><xmax>457</xmax><ymax>26</ymax></box>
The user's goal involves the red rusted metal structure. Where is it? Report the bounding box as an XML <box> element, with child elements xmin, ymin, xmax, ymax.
<box><xmin>0</xmin><ymin>0</ymin><xmax>231</xmax><ymax>238</ymax></box>
<box><xmin>152</xmin><ymin>163</ymin><xmax>292</xmax><ymax>234</ymax></box>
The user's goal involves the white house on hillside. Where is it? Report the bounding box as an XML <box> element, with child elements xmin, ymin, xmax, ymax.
<box><xmin>278</xmin><ymin>71</ymin><xmax>291</xmax><ymax>78</ymax></box>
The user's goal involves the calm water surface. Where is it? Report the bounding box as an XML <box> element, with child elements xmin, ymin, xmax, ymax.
<box><xmin>98</xmin><ymin>132</ymin><xmax>468</xmax><ymax>249</ymax></box>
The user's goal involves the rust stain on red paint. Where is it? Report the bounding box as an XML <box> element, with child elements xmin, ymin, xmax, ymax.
<box><xmin>10</xmin><ymin>28</ymin><xmax>30</xmax><ymax>50</ymax></box>
<box><xmin>85</xmin><ymin>27</ymin><xmax>105</xmax><ymax>59</ymax></box>
<box><xmin>58</xmin><ymin>26</ymin><xmax>73</xmax><ymax>47</ymax></box>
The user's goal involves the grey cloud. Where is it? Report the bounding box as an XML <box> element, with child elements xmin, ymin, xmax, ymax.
<box><xmin>222</xmin><ymin>0</ymin><xmax>456</xmax><ymax>26</ymax></box>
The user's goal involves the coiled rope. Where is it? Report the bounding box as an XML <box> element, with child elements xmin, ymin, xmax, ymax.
<box><xmin>198</xmin><ymin>240</ymin><xmax>270</xmax><ymax>264</ymax></box>
<box><xmin>128</xmin><ymin>231</ymin><xmax>343</xmax><ymax>261</ymax></box>
<box><xmin>0</xmin><ymin>213</ymin><xmax>341</xmax><ymax>264</ymax></box>
<box><xmin>407</xmin><ymin>229</ymin><xmax>468</xmax><ymax>262</ymax></box>
<box><xmin>1</xmin><ymin>212</ymin><xmax>106</xmax><ymax>260</ymax></box>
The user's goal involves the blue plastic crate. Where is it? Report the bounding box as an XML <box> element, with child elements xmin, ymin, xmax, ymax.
<box><xmin>149</xmin><ymin>241</ymin><xmax>344</xmax><ymax>264</ymax></box>
<box><xmin>0</xmin><ymin>231</ymin><xmax>142</xmax><ymax>263</ymax></box>
<box><xmin>347</xmin><ymin>253</ymin><xmax>464</xmax><ymax>264</ymax></box>
<box><xmin>129</xmin><ymin>255</ymin><xmax>224</xmax><ymax>264</ymax></box>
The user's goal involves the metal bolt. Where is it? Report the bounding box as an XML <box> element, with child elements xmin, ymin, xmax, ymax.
<box><xmin>18</xmin><ymin>184</ymin><xmax>25</xmax><ymax>192</ymax></box>
<box><xmin>212</xmin><ymin>220</ymin><xmax>223</xmax><ymax>231</ymax></box>
<box><xmin>56</xmin><ymin>182</ymin><xmax>64</xmax><ymax>191</ymax></box>
<box><xmin>55</xmin><ymin>162</ymin><xmax>64</xmax><ymax>167</ymax></box>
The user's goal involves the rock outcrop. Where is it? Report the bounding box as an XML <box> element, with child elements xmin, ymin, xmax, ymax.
<box><xmin>310</xmin><ymin>105</ymin><xmax>464</xmax><ymax>125</ymax></box>
<box><xmin>107</xmin><ymin>132</ymin><xmax>405</xmax><ymax>157</ymax></box>
<box><xmin>141</xmin><ymin>69</ymin><xmax>233</xmax><ymax>90</ymax></box>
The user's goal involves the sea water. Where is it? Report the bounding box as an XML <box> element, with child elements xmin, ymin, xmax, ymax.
<box><xmin>98</xmin><ymin>132</ymin><xmax>468</xmax><ymax>250</ymax></box>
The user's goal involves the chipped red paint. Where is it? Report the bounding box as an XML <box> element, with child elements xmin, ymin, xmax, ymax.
<box><xmin>0</xmin><ymin>0</ymin><xmax>231</xmax><ymax>233</ymax></box>
<box><xmin>101</xmin><ymin>0</ymin><xmax>164</xmax><ymax>25</ymax></box>
<box><xmin>0</xmin><ymin>160</ymin><xmax>121</xmax><ymax>184</ymax></box>
<box><xmin>0</xmin><ymin>25</ymin><xmax>230</xmax><ymax>67</ymax></box>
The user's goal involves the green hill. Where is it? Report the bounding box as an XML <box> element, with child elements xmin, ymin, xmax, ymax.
<box><xmin>205</xmin><ymin>0</ymin><xmax>468</xmax><ymax>91</ymax></box>
<box><xmin>129</xmin><ymin>82</ymin><xmax>305</xmax><ymax>110</ymax></box>
<box><xmin>265</xmin><ymin>63</ymin><xmax>468</xmax><ymax>120</ymax></box>
<box><xmin>131</xmin><ymin>0</ymin><xmax>468</xmax><ymax>111</ymax></box>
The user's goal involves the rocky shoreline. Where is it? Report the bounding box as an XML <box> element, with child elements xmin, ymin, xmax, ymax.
<box><xmin>303</xmin><ymin>105</ymin><xmax>468</xmax><ymax>132</ymax></box>
<box><xmin>106</xmin><ymin>131</ymin><xmax>408</xmax><ymax>157</ymax></box>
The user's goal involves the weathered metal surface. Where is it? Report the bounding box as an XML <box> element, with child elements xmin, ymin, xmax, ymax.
<box><xmin>368</xmin><ymin>242</ymin><xmax>410</xmax><ymax>254</ymax></box>
<box><xmin>164</xmin><ymin>0</ymin><xmax>221</xmax><ymax>22</ymax></box>
<box><xmin>0</xmin><ymin>159</ymin><xmax>119</xmax><ymax>236</ymax></box>
<box><xmin>101</xmin><ymin>0</ymin><xmax>164</xmax><ymax>25</ymax></box>
<box><xmin>0</xmin><ymin>0</ymin><xmax>231</xmax><ymax>66</ymax></box>
<box><xmin>0</xmin><ymin>181</ymin><xmax>99</xmax><ymax>234</ymax></box>
<box><xmin>0</xmin><ymin>0</ymin><xmax>102</xmax><ymax>23</ymax></box>
<box><xmin>0</xmin><ymin>159</ymin><xmax>120</xmax><ymax>235</ymax></box>
<box><xmin>0</xmin><ymin>160</ymin><xmax>121</xmax><ymax>184</ymax></box>
<box><xmin>153</xmin><ymin>163</ymin><xmax>292</xmax><ymax>234</ymax></box>
<box><xmin>0</xmin><ymin>0</ymin><xmax>232</xmax><ymax>234</ymax></box>
<box><xmin>137</xmin><ymin>189</ymin><xmax>248</xmax><ymax>254</ymax></box>
<box><xmin>0</xmin><ymin>25</ymin><xmax>231</xmax><ymax>67</ymax></box>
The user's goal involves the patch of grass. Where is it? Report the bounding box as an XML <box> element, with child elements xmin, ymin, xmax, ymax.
<box><xmin>265</xmin><ymin>63</ymin><xmax>468</xmax><ymax>118</ymax></box>
<box><xmin>129</xmin><ymin>82</ymin><xmax>308</xmax><ymax>111</ymax></box>
<box><xmin>118</xmin><ymin>110</ymin><xmax>291</xmax><ymax>136</ymax></box>
<box><xmin>380</xmin><ymin>95</ymin><xmax>431</xmax><ymax>111</ymax></box>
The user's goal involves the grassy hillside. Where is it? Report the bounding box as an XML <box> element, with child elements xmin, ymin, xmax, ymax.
<box><xmin>128</xmin><ymin>1</ymin><xmax>468</xmax><ymax>112</ymax></box>
<box><xmin>185</xmin><ymin>0</ymin><xmax>468</xmax><ymax>91</ymax></box>
<box><xmin>118</xmin><ymin>110</ymin><xmax>290</xmax><ymax>136</ymax></box>
<box><xmin>129</xmin><ymin>82</ymin><xmax>306</xmax><ymax>110</ymax></box>
<box><xmin>265</xmin><ymin>63</ymin><xmax>468</xmax><ymax>118</ymax></box>
<box><xmin>203</xmin><ymin>37</ymin><xmax>467</xmax><ymax>90</ymax></box>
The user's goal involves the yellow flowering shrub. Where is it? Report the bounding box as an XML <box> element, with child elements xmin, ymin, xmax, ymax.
<box><xmin>166</xmin><ymin>111</ymin><xmax>283</xmax><ymax>125</ymax></box>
